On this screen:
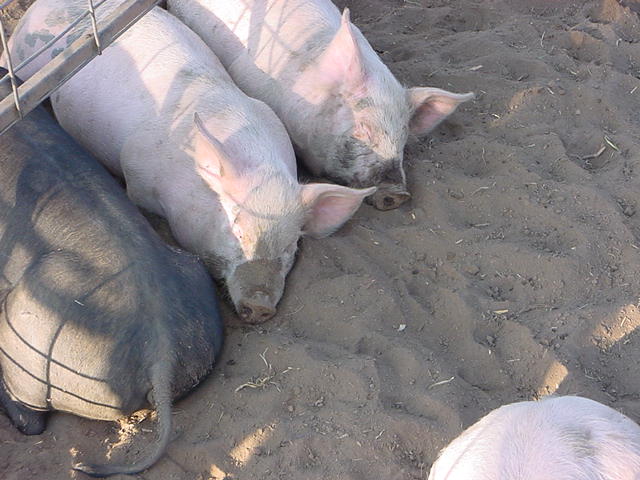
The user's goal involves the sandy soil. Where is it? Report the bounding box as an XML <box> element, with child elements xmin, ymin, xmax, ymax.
<box><xmin>4</xmin><ymin>0</ymin><xmax>640</xmax><ymax>478</ymax></box>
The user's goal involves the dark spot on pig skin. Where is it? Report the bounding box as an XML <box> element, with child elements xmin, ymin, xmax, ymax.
<box><xmin>327</xmin><ymin>127</ymin><xmax>404</xmax><ymax>189</ymax></box>
<box><xmin>296</xmin><ymin>30</ymin><xmax>336</xmax><ymax>72</ymax></box>
<box><xmin>378</xmin><ymin>160</ymin><xmax>404</xmax><ymax>185</ymax></box>
<box><xmin>45</xmin><ymin>7</ymin><xmax>84</xmax><ymax>28</ymax></box>
<box><xmin>324</xmin><ymin>132</ymin><xmax>375</xmax><ymax>183</ymax></box>
<box><xmin>65</xmin><ymin>32</ymin><xmax>83</xmax><ymax>47</ymax></box>
<box><xmin>336</xmin><ymin>136</ymin><xmax>367</xmax><ymax>171</ymax></box>
<box><xmin>354</xmin><ymin>97</ymin><xmax>374</xmax><ymax>111</ymax></box>
<box><xmin>24</xmin><ymin>30</ymin><xmax>55</xmax><ymax>48</ymax></box>
<box><xmin>561</xmin><ymin>426</ymin><xmax>596</xmax><ymax>458</ymax></box>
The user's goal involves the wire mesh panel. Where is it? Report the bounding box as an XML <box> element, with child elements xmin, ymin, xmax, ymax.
<box><xmin>0</xmin><ymin>0</ymin><xmax>159</xmax><ymax>135</ymax></box>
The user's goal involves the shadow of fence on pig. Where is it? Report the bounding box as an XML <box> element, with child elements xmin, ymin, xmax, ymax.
<box><xmin>174</xmin><ymin>0</ymin><xmax>365</xmax><ymax>183</ymax></box>
<box><xmin>0</xmin><ymin>106</ymin><xmax>159</xmax><ymax>419</ymax></box>
<box><xmin>0</xmin><ymin>80</ymin><xmax>222</xmax><ymax>446</ymax></box>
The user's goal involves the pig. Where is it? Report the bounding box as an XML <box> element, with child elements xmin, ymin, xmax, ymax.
<box><xmin>166</xmin><ymin>0</ymin><xmax>474</xmax><ymax>210</ymax></box>
<box><xmin>0</xmin><ymin>68</ymin><xmax>224</xmax><ymax>477</ymax></box>
<box><xmin>6</xmin><ymin>0</ymin><xmax>375</xmax><ymax>324</ymax></box>
<box><xmin>429</xmin><ymin>396</ymin><xmax>640</xmax><ymax>480</ymax></box>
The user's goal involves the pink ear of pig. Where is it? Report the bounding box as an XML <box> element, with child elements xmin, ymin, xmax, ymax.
<box><xmin>301</xmin><ymin>184</ymin><xmax>376</xmax><ymax>238</ymax></box>
<box><xmin>314</xmin><ymin>8</ymin><xmax>367</xmax><ymax>96</ymax></box>
<box><xmin>193</xmin><ymin>112</ymin><xmax>246</xmax><ymax>200</ymax></box>
<box><xmin>408</xmin><ymin>87</ymin><xmax>474</xmax><ymax>135</ymax></box>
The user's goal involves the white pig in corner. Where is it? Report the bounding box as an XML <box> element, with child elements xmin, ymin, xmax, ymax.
<box><xmin>167</xmin><ymin>0</ymin><xmax>474</xmax><ymax>210</ymax></box>
<box><xmin>429</xmin><ymin>396</ymin><xmax>640</xmax><ymax>480</ymax></box>
<box><xmin>6</xmin><ymin>0</ymin><xmax>374</xmax><ymax>324</ymax></box>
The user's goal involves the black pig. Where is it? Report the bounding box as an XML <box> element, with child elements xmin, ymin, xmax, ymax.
<box><xmin>0</xmin><ymin>71</ymin><xmax>224</xmax><ymax>477</ymax></box>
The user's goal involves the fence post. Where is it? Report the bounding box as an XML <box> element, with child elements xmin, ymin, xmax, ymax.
<box><xmin>0</xmin><ymin>15</ymin><xmax>22</xmax><ymax>119</ymax></box>
<box><xmin>87</xmin><ymin>0</ymin><xmax>103</xmax><ymax>54</ymax></box>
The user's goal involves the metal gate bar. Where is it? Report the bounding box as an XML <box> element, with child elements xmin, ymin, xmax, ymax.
<box><xmin>1</xmin><ymin>0</ymin><xmax>109</xmax><ymax>84</ymax></box>
<box><xmin>0</xmin><ymin>12</ymin><xmax>21</xmax><ymax>118</ymax></box>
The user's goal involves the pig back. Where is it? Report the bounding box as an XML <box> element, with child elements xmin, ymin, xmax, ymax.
<box><xmin>169</xmin><ymin>0</ymin><xmax>339</xmax><ymax>74</ymax></box>
<box><xmin>0</xmin><ymin>90</ymin><xmax>162</xmax><ymax>283</ymax></box>
<box><xmin>429</xmin><ymin>396</ymin><xmax>640</xmax><ymax>480</ymax></box>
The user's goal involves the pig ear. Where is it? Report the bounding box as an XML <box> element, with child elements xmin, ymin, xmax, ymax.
<box><xmin>301</xmin><ymin>183</ymin><xmax>376</xmax><ymax>238</ymax></box>
<box><xmin>193</xmin><ymin>112</ymin><xmax>242</xmax><ymax>197</ymax></box>
<box><xmin>408</xmin><ymin>87</ymin><xmax>474</xmax><ymax>135</ymax></box>
<box><xmin>315</xmin><ymin>8</ymin><xmax>367</xmax><ymax>95</ymax></box>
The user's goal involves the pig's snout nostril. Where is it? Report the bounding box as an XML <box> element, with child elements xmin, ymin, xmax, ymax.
<box><xmin>239</xmin><ymin>305</ymin><xmax>254</xmax><ymax>321</ymax></box>
<box><xmin>372</xmin><ymin>190</ymin><xmax>411</xmax><ymax>211</ymax></box>
<box><xmin>237</xmin><ymin>299</ymin><xmax>276</xmax><ymax>324</ymax></box>
<box><xmin>383</xmin><ymin>196</ymin><xmax>395</xmax><ymax>208</ymax></box>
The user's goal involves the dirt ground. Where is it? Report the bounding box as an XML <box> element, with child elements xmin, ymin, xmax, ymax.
<box><xmin>4</xmin><ymin>0</ymin><xmax>640</xmax><ymax>478</ymax></box>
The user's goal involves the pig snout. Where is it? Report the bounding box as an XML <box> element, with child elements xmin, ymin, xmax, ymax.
<box><xmin>238</xmin><ymin>292</ymin><xmax>277</xmax><ymax>323</ymax></box>
<box><xmin>367</xmin><ymin>184</ymin><xmax>411</xmax><ymax>210</ymax></box>
<box><xmin>363</xmin><ymin>162</ymin><xmax>410</xmax><ymax>210</ymax></box>
<box><xmin>229</xmin><ymin>259</ymin><xmax>284</xmax><ymax>324</ymax></box>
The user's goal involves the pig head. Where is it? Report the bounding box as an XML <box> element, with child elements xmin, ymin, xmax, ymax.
<box><xmin>189</xmin><ymin>114</ymin><xmax>375</xmax><ymax>323</ymax></box>
<box><xmin>291</xmin><ymin>9</ymin><xmax>474</xmax><ymax>210</ymax></box>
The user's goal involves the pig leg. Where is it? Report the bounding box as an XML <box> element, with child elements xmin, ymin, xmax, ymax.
<box><xmin>0</xmin><ymin>376</ymin><xmax>46</xmax><ymax>435</ymax></box>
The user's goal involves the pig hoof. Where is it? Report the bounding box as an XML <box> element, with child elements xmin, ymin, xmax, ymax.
<box><xmin>238</xmin><ymin>300</ymin><xmax>276</xmax><ymax>324</ymax></box>
<box><xmin>0</xmin><ymin>378</ymin><xmax>47</xmax><ymax>435</ymax></box>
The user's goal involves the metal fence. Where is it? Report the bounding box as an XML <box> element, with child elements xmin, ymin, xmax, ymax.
<box><xmin>0</xmin><ymin>0</ymin><xmax>159</xmax><ymax>135</ymax></box>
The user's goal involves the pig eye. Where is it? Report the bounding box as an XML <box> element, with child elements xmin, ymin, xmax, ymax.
<box><xmin>231</xmin><ymin>211</ymin><xmax>244</xmax><ymax>238</ymax></box>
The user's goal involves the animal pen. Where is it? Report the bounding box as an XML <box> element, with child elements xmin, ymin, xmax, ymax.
<box><xmin>0</xmin><ymin>0</ymin><xmax>159</xmax><ymax>135</ymax></box>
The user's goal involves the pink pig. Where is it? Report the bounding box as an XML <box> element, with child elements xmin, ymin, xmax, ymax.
<box><xmin>6</xmin><ymin>0</ymin><xmax>374</xmax><ymax>323</ymax></box>
<box><xmin>429</xmin><ymin>396</ymin><xmax>640</xmax><ymax>480</ymax></box>
<box><xmin>167</xmin><ymin>0</ymin><xmax>474</xmax><ymax>210</ymax></box>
